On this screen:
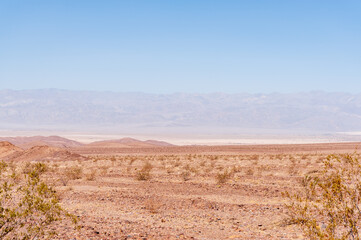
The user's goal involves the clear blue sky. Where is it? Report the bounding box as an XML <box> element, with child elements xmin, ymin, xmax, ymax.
<box><xmin>1</xmin><ymin>0</ymin><xmax>360</xmax><ymax>93</ymax></box>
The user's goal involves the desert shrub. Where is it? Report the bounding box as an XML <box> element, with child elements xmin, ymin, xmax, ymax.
<box><xmin>136</xmin><ymin>162</ymin><xmax>152</xmax><ymax>181</ymax></box>
<box><xmin>144</xmin><ymin>199</ymin><xmax>161</xmax><ymax>214</ymax></box>
<box><xmin>231</xmin><ymin>165</ymin><xmax>241</xmax><ymax>174</ymax></box>
<box><xmin>110</xmin><ymin>156</ymin><xmax>116</xmax><ymax>165</ymax></box>
<box><xmin>65</xmin><ymin>165</ymin><xmax>83</xmax><ymax>180</ymax></box>
<box><xmin>59</xmin><ymin>165</ymin><xmax>83</xmax><ymax>186</ymax></box>
<box><xmin>284</xmin><ymin>154</ymin><xmax>361</xmax><ymax>239</ymax></box>
<box><xmin>99</xmin><ymin>165</ymin><xmax>110</xmax><ymax>175</ymax></box>
<box><xmin>166</xmin><ymin>167</ymin><xmax>173</xmax><ymax>174</ymax></box>
<box><xmin>180</xmin><ymin>171</ymin><xmax>191</xmax><ymax>181</ymax></box>
<box><xmin>0</xmin><ymin>161</ymin><xmax>76</xmax><ymax>239</ymax></box>
<box><xmin>172</xmin><ymin>160</ymin><xmax>181</xmax><ymax>168</ymax></box>
<box><xmin>216</xmin><ymin>169</ymin><xmax>231</xmax><ymax>184</ymax></box>
<box><xmin>288</xmin><ymin>164</ymin><xmax>299</xmax><ymax>176</ymax></box>
<box><xmin>245</xmin><ymin>168</ymin><xmax>254</xmax><ymax>176</ymax></box>
<box><xmin>128</xmin><ymin>158</ymin><xmax>136</xmax><ymax>166</ymax></box>
<box><xmin>249</xmin><ymin>154</ymin><xmax>259</xmax><ymax>161</ymax></box>
<box><xmin>22</xmin><ymin>161</ymin><xmax>48</xmax><ymax>175</ymax></box>
<box><xmin>85</xmin><ymin>169</ymin><xmax>97</xmax><ymax>181</ymax></box>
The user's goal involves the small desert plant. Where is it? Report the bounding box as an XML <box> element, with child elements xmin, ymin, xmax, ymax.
<box><xmin>22</xmin><ymin>161</ymin><xmax>48</xmax><ymax>175</ymax></box>
<box><xmin>110</xmin><ymin>156</ymin><xmax>116</xmax><ymax>165</ymax></box>
<box><xmin>246</xmin><ymin>168</ymin><xmax>254</xmax><ymax>176</ymax></box>
<box><xmin>199</xmin><ymin>160</ymin><xmax>206</xmax><ymax>167</ymax></box>
<box><xmin>166</xmin><ymin>167</ymin><xmax>173</xmax><ymax>174</ymax></box>
<box><xmin>128</xmin><ymin>158</ymin><xmax>136</xmax><ymax>166</ymax></box>
<box><xmin>65</xmin><ymin>165</ymin><xmax>83</xmax><ymax>180</ymax></box>
<box><xmin>144</xmin><ymin>199</ymin><xmax>161</xmax><ymax>214</ymax></box>
<box><xmin>136</xmin><ymin>161</ymin><xmax>152</xmax><ymax>181</ymax></box>
<box><xmin>231</xmin><ymin>165</ymin><xmax>241</xmax><ymax>174</ymax></box>
<box><xmin>249</xmin><ymin>154</ymin><xmax>259</xmax><ymax>161</ymax></box>
<box><xmin>99</xmin><ymin>165</ymin><xmax>110</xmax><ymax>175</ymax></box>
<box><xmin>85</xmin><ymin>169</ymin><xmax>97</xmax><ymax>181</ymax></box>
<box><xmin>284</xmin><ymin>154</ymin><xmax>361</xmax><ymax>239</ymax></box>
<box><xmin>180</xmin><ymin>170</ymin><xmax>191</xmax><ymax>181</ymax></box>
<box><xmin>59</xmin><ymin>165</ymin><xmax>83</xmax><ymax>186</ymax></box>
<box><xmin>0</xmin><ymin>161</ymin><xmax>77</xmax><ymax>239</ymax></box>
<box><xmin>172</xmin><ymin>160</ymin><xmax>181</xmax><ymax>168</ymax></box>
<box><xmin>288</xmin><ymin>164</ymin><xmax>299</xmax><ymax>176</ymax></box>
<box><xmin>216</xmin><ymin>169</ymin><xmax>231</xmax><ymax>184</ymax></box>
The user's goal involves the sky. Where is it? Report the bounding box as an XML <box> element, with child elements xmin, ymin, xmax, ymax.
<box><xmin>0</xmin><ymin>0</ymin><xmax>360</xmax><ymax>94</ymax></box>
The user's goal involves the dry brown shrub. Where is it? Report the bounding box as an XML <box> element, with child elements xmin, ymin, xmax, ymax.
<box><xmin>144</xmin><ymin>199</ymin><xmax>161</xmax><ymax>214</ymax></box>
<box><xmin>172</xmin><ymin>160</ymin><xmax>181</xmax><ymax>168</ymax></box>
<box><xmin>136</xmin><ymin>161</ymin><xmax>152</xmax><ymax>181</ymax></box>
<box><xmin>246</xmin><ymin>168</ymin><xmax>254</xmax><ymax>176</ymax></box>
<box><xmin>231</xmin><ymin>165</ymin><xmax>241</xmax><ymax>174</ymax></box>
<box><xmin>180</xmin><ymin>170</ymin><xmax>191</xmax><ymax>181</ymax></box>
<box><xmin>216</xmin><ymin>169</ymin><xmax>231</xmax><ymax>184</ymax></box>
<box><xmin>85</xmin><ymin>169</ymin><xmax>97</xmax><ymax>181</ymax></box>
<box><xmin>249</xmin><ymin>154</ymin><xmax>259</xmax><ymax>161</ymax></box>
<box><xmin>128</xmin><ymin>158</ymin><xmax>136</xmax><ymax>165</ymax></box>
<box><xmin>59</xmin><ymin>165</ymin><xmax>82</xmax><ymax>186</ymax></box>
<box><xmin>166</xmin><ymin>167</ymin><xmax>173</xmax><ymax>174</ymax></box>
<box><xmin>99</xmin><ymin>165</ymin><xmax>110</xmax><ymax>175</ymax></box>
<box><xmin>65</xmin><ymin>166</ymin><xmax>82</xmax><ymax>180</ymax></box>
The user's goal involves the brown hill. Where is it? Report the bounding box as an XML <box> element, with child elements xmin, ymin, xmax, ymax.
<box><xmin>0</xmin><ymin>141</ymin><xmax>23</xmax><ymax>158</ymax></box>
<box><xmin>86</xmin><ymin>137</ymin><xmax>174</xmax><ymax>148</ymax></box>
<box><xmin>0</xmin><ymin>136</ymin><xmax>83</xmax><ymax>149</ymax></box>
<box><xmin>8</xmin><ymin>145</ymin><xmax>86</xmax><ymax>161</ymax></box>
<box><xmin>143</xmin><ymin>139</ymin><xmax>174</xmax><ymax>147</ymax></box>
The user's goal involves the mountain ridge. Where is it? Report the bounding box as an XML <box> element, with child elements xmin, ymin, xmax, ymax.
<box><xmin>1</xmin><ymin>89</ymin><xmax>361</xmax><ymax>132</ymax></box>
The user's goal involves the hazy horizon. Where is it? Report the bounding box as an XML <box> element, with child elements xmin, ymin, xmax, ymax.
<box><xmin>1</xmin><ymin>89</ymin><xmax>361</xmax><ymax>144</ymax></box>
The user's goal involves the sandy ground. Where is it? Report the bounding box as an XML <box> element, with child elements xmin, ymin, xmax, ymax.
<box><xmin>6</xmin><ymin>142</ymin><xmax>350</xmax><ymax>239</ymax></box>
<box><xmin>3</xmin><ymin>141</ymin><xmax>361</xmax><ymax>239</ymax></box>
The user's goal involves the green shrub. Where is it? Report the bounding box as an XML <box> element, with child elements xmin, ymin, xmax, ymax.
<box><xmin>0</xmin><ymin>161</ymin><xmax>76</xmax><ymax>239</ymax></box>
<box><xmin>284</xmin><ymin>154</ymin><xmax>361</xmax><ymax>239</ymax></box>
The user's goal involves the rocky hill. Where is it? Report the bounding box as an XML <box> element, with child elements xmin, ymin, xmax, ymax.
<box><xmin>0</xmin><ymin>135</ymin><xmax>83</xmax><ymax>149</ymax></box>
<box><xmin>0</xmin><ymin>141</ymin><xmax>23</xmax><ymax>158</ymax></box>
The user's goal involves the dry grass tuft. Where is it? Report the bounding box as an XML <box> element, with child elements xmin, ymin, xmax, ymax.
<box><xmin>136</xmin><ymin>161</ymin><xmax>153</xmax><ymax>181</ymax></box>
<box><xmin>216</xmin><ymin>169</ymin><xmax>231</xmax><ymax>184</ymax></box>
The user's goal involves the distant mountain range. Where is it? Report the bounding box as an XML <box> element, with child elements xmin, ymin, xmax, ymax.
<box><xmin>0</xmin><ymin>136</ymin><xmax>173</xmax><ymax>149</ymax></box>
<box><xmin>1</xmin><ymin>89</ymin><xmax>361</xmax><ymax>133</ymax></box>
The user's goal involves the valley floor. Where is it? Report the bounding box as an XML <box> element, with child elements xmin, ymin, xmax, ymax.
<box><xmin>5</xmin><ymin>142</ymin><xmax>361</xmax><ymax>239</ymax></box>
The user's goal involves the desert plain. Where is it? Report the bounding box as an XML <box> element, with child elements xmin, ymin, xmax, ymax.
<box><xmin>1</xmin><ymin>136</ymin><xmax>361</xmax><ymax>239</ymax></box>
